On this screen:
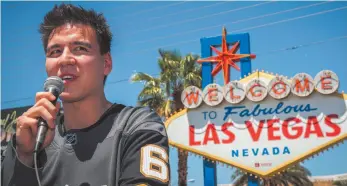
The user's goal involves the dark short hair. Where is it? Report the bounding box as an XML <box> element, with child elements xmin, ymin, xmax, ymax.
<box><xmin>39</xmin><ymin>3</ymin><xmax>112</xmax><ymax>85</ymax></box>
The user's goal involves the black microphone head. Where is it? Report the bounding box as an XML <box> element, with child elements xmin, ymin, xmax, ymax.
<box><xmin>44</xmin><ymin>76</ymin><xmax>64</xmax><ymax>96</ymax></box>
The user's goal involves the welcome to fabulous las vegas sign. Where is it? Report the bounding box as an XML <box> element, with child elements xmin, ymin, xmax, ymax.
<box><xmin>165</xmin><ymin>70</ymin><xmax>346</xmax><ymax>177</ymax></box>
<box><xmin>164</xmin><ymin>27</ymin><xmax>346</xmax><ymax>177</ymax></box>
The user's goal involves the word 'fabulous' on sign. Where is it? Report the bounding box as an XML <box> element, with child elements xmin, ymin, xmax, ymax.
<box><xmin>181</xmin><ymin>70</ymin><xmax>339</xmax><ymax>108</ymax></box>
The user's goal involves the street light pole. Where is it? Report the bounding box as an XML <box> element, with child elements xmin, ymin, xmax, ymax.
<box><xmin>171</xmin><ymin>178</ymin><xmax>196</xmax><ymax>186</ymax></box>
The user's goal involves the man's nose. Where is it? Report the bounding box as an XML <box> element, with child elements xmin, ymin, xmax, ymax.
<box><xmin>58</xmin><ymin>48</ymin><xmax>76</xmax><ymax>66</ymax></box>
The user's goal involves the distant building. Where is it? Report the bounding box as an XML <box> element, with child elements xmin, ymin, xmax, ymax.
<box><xmin>310</xmin><ymin>173</ymin><xmax>347</xmax><ymax>186</ymax></box>
<box><xmin>218</xmin><ymin>173</ymin><xmax>347</xmax><ymax>186</ymax></box>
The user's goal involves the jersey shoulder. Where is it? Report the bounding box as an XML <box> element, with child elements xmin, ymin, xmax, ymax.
<box><xmin>116</xmin><ymin>105</ymin><xmax>166</xmax><ymax>137</ymax></box>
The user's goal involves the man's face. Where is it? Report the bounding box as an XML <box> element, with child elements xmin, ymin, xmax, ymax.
<box><xmin>45</xmin><ymin>24</ymin><xmax>112</xmax><ymax>103</ymax></box>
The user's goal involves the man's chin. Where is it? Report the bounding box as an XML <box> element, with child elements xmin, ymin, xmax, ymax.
<box><xmin>60</xmin><ymin>93</ymin><xmax>82</xmax><ymax>103</ymax></box>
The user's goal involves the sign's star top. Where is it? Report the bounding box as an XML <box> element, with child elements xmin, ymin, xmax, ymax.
<box><xmin>197</xmin><ymin>27</ymin><xmax>256</xmax><ymax>85</ymax></box>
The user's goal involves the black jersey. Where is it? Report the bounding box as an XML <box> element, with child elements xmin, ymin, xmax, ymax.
<box><xmin>2</xmin><ymin>104</ymin><xmax>170</xmax><ymax>186</ymax></box>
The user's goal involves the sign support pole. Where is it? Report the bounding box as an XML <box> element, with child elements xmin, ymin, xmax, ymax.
<box><xmin>248</xmin><ymin>176</ymin><xmax>259</xmax><ymax>186</ymax></box>
<box><xmin>201</xmin><ymin>37</ymin><xmax>217</xmax><ymax>186</ymax></box>
<box><xmin>200</xmin><ymin>32</ymin><xmax>258</xmax><ymax>186</ymax></box>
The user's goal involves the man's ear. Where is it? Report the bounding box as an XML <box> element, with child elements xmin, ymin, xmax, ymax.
<box><xmin>103</xmin><ymin>52</ymin><xmax>112</xmax><ymax>76</ymax></box>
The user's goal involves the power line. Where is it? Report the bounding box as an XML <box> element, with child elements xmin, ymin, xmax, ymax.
<box><xmin>148</xmin><ymin>1</ymin><xmax>229</xmax><ymax>21</ymax></box>
<box><xmin>130</xmin><ymin>1</ymin><xmax>332</xmax><ymax>45</ymax></box>
<box><xmin>123</xmin><ymin>5</ymin><xmax>347</xmax><ymax>55</ymax></box>
<box><xmin>107</xmin><ymin>73</ymin><xmax>159</xmax><ymax>85</ymax></box>
<box><xmin>2</xmin><ymin>35</ymin><xmax>346</xmax><ymax>105</ymax></box>
<box><xmin>2</xmin><ymin>97</ymin><xmax>34</xmax><ymax>104</ymax></box>
<box><xmin>1</xmin><ymin>74</ymin><xmax>160</xmax><ymax>105</ymax></box>
<box><xmin>255</xmin><ymin>35</ymin><xmax>347</xmax><ymax>55</ymax></box>
<box><xmin>102</xmin><ymin>2</ymin><xmax>143</xmax><ymax>13</ymax></box>
<box><xmin>115</xmin><ymin>2</ymin><xmax>231</xmax><ymax>31</ymax></box>
<box><xmin>110</xmin><ymin>1</ymin><xmax>189</xmax><ymax>19</ymax></box>
<box><xmin>232</xmin><ymin>6</ymin><xmax>347</xmax><ymax>33</ymax></box>
<box><xmin>124</xmin><ymin>1</ymin><xmax>275</xmax><ymax>35</ymax></box>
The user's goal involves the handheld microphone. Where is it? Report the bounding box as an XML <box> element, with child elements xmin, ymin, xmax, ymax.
<box><xmin>34</xmin><ymin>76</ymin><xmax>64</xmax><ymax>152</ymax></box>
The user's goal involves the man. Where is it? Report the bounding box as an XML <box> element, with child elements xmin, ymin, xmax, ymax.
<box><xmin>2</xmin><ymin>3</ymin><xmax>170</xmax><ymax>186</ymax></box>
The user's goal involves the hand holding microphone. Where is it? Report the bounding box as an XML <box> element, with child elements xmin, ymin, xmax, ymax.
<box><xmin>15</xmin><ymin>76</ymin><xmax>64</xmax><ymax>166</ymax></box>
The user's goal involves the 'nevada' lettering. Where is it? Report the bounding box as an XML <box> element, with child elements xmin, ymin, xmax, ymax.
<box><xmin>252</xmin><ymin>148</ymin><xmax>259</xmax><ymax>156</ymax></box>
<box><xmin>231</xmin><ymin>146</ymin><xmax>291</xmax><ymax>157</ymax></box>
<box><xmin>262</xmin><ymin>148</ymin><xmax>269</xmax><ymax>156</ymax></box>
<box><xmin>283</xmin><ymin>147</ymin><xmax>290</xmax><ymax>154</ymax></box>
<box><xmin>273</xmin><ymin>147</ymin><xmax>280</xmax><ymax>155</ymax></box>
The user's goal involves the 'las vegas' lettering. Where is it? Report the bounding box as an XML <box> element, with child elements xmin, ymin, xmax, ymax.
<box><xmin>189</xmin><ymin>114</ymin><xmax>341</xmax><ymax>146</ymax></box>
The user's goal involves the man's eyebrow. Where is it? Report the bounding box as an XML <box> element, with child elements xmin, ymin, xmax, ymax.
<box><xmin>46</xmin><ymin>44</ymin><xmax>61</xmax><ymax>52</ymax></box>
<box><xmin>72</xmin><ymin>41</ymin><xmax>92</xmax><ymax>49</ymax></box>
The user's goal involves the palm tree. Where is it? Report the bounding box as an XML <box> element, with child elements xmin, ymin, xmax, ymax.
<box><xmin>131</xmin><ymin>49</ymin><xmax>201</xmax><ymax>186</ymax></box>
<box><xmin>231</xmin><ymin>164</ymin><xmax>313</xmax><ymax>186</ymax></box>
<box><xmin>333</xmin><ymin>180</ymin><xmax>347</xmax><ymax>186</ymax></box>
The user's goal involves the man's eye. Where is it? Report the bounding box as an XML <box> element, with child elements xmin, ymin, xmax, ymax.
<box><xmin>75</xmin><ymin>46</ymin><xmax>88</xmax><ymax>51</ymax></box>
<box><xmin>49</xmin><ymin>50</ymin><xmax>61</xmax><ymax>56</ymax></box>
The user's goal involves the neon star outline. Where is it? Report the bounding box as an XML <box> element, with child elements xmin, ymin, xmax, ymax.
<box><xmin>197</xmin><ymin>27</ymin><xmax>256</xmax><ymax>85</ymax></box>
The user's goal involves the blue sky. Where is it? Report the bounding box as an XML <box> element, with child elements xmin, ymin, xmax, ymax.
<box><xmin>1</xmin><ymin>1</ymin><xmax>347</xmax><ymax>185</ymax></box>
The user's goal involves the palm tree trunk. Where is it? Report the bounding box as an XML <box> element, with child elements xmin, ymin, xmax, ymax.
<box><xmin>173</xmin><ymin>88</ymin><xmax>184</xmax><ymax>112</ymax></box>
<box><xmin>174</xmin><ymin>91</ymin><xmax>188</xmax><ymax>186</ymax></box>
<box><xmin>178</xmin><ymin>151</ymin><xmax>188</xmax><ymax>186</ymax></box>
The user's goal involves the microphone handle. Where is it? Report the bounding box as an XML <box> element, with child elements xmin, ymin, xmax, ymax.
<box><xmin>35</xmin><ymin>119</ymin><xmax>49</xmax><ymax>152</ymax></box>
<box><xmin>34</xmin><ymin>88</ymin><xmax>59</xmax><ymax>152</ymax></box>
